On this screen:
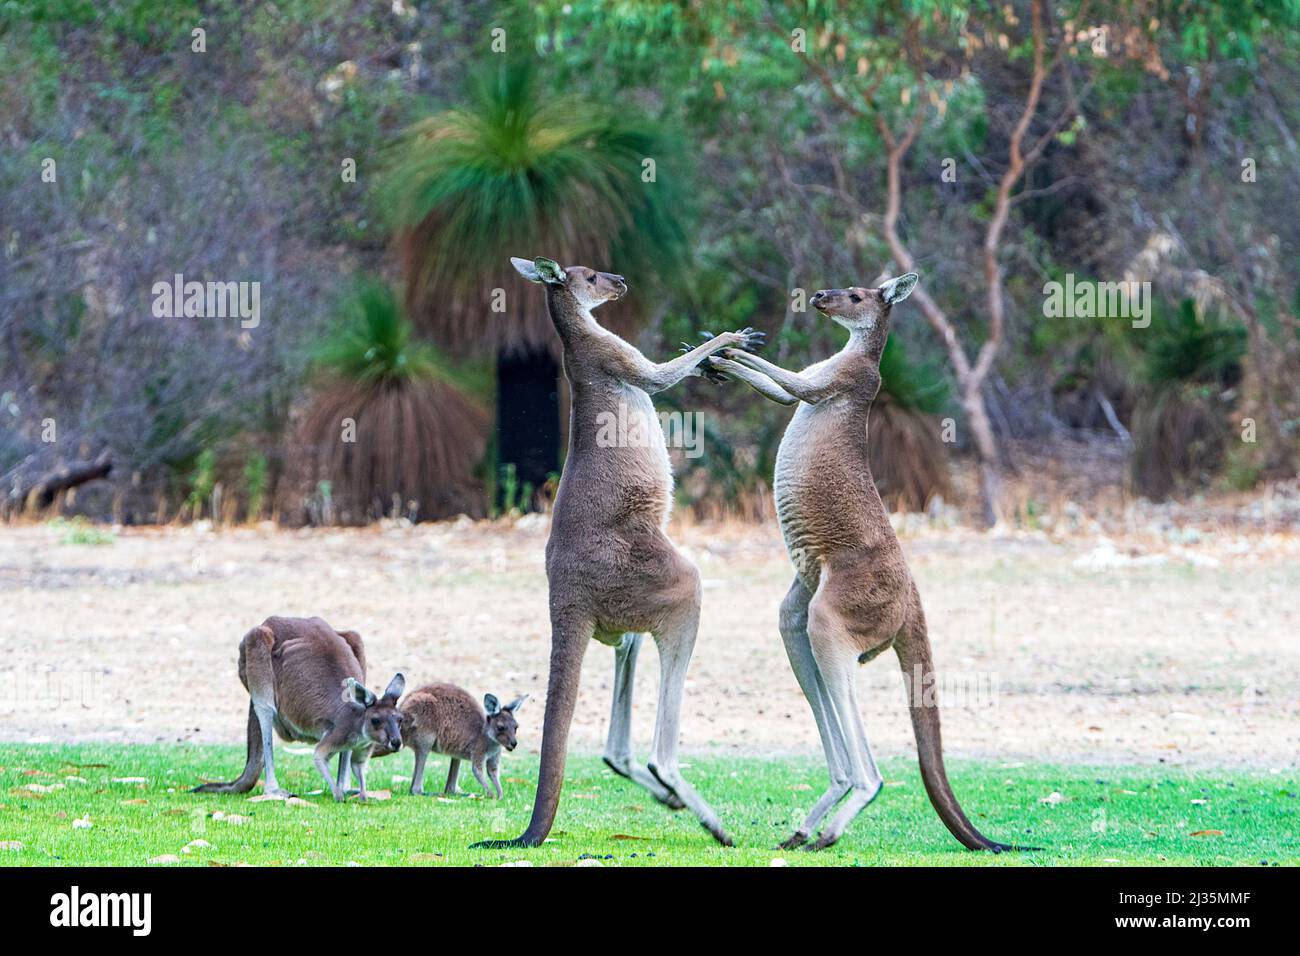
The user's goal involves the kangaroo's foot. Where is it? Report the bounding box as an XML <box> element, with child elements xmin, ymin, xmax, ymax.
<box><xmin>264</xmin><ymin>786</ymin><xmax>294</xmax><ymax>799</ymax></box>
<box><xmin>801</xmin><ymin>781</ymin><xmax>883</xmax><ymax>850</ymax></box>
<box><xmin>603</xmin><ymin>754</ymin><xmax>686</xmax><ymax>810</ymax></box>
<box><xmin>648</xmin><ymin>762</ymin><xmax>734</xmax><ymax>847</ymax></box>
<box><xmin>778</xmin><ymin>831</ymin><xmax>810</xmax><ymax>850</ymax></box>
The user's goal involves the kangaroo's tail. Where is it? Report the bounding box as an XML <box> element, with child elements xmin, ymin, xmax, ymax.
<box><xmin>895</xmin><ymin>624</ymin><xmax>1035</xmax><ymax>852</ymax></box>
<box><xmin>193</xmin><ymin>702</ymin><xmax>263</xmax><ymax>794</ymax></box>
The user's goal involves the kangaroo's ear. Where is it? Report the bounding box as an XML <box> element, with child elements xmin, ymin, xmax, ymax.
<box><xmin>510</xmin><ymin>257</ymin><xmax>543</xmax><ymax>283</ymax></box>
<box><xmin>342</xmin><ymin>677</ymin><xmax>376</xmax><ymax>708</ymax></box>
<box><xmin>533</xmin><ymin>257</ymin><xmax>566</xmax><ymax>285</ymax></box>
<box><xmin>483</xmin><ymin>693</ymin><xmax>501</xmax><ymax>715</ymax></box>
<box><xmin>504</xmin><ymin>694</ymin><xmax>528</xmax><ymax>713</ymax></box>
<box><xmin>382</xmin><ymin>672</ymin><xmax>405</xmax><ymax>703</ymax></box>
<box><xmin>880</xmin><ymin>272</ymin><xmax>919</xmax><ymax>304</ymax></box>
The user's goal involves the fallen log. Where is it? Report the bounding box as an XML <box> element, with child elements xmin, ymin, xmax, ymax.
<box><xmin>15</xmin><ymin>452</ymin><xmax>113</xmax><ymax>510</ymax></box>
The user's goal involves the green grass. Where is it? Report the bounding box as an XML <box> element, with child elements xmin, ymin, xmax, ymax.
<box><xmin>0</xmin><ymin>745</ymin><xmax>1294</xmax><ymax>866</ymax></box>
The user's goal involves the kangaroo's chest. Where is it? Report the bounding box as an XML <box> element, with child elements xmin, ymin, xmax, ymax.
<box><xmin>554</xmin><ymin>382</ymin><xmax>674</xmax><ymax>531</ymax></box>
<box><xmin>774</xmin><ymin>400</ymin><xmax>877</xmax><ymax>582</ymax></box>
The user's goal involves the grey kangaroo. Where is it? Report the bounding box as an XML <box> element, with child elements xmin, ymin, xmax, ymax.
<box><xmin>471</xmin><ymin>256</ymin><xmax>762</xmax><ymax>849</ymax></box>
<box><xmin>704</xmin><ymin>274</ymin><xmax>1020</xmax><ymax>851</ymax></box>
<box><xmin>398</xmin><ymin>684</ymin><xmax>526</xmax><ymax>798</ymax></box>
<box><xmin>193</xmin><ymin>616</ymin><xmax>405</xmax><ymax>802</ymax></box>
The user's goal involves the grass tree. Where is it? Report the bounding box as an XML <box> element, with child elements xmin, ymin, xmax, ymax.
<box><xmin>384</xmin><ymin>60</ymin><xmax>687</xmax><ymax>506</ymax></box>
<box><xmin>871</xmin><ymin>336</ymin><xmax>953</xmax><ymax>512</ymax></box>
<box><xmin>1130</xmin><ymin>299</ymin><xmax>1246</xmax><ymax>500</ymax></box>
<box><xmin>297</xmin><ymin>281</ymin><xmax>488</xmax><ymax>523</ymax></box>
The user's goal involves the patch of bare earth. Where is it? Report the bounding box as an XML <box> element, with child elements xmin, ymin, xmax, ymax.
<box><xmin>1</xmin><ymin>512</ymin><xmax>1296</xmax><ymax>770</ymax></box>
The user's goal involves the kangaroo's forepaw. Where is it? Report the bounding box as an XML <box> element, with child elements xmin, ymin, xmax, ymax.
<box><xmin>735</xmin><ymin>327</ymin><xmax>765</xmax><ymax>351</ymax></box>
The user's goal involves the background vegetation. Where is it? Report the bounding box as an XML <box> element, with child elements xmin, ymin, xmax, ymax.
<box><xmin>2</xmin><ymin>0</ymin><xmax>1297</xmax><ymax>524</ymax></box>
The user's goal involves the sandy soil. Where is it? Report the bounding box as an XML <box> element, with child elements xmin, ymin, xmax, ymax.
<box><xmin>1</xmin><ymin>516</ymin><xmax>1296</xmax><ymax>769</ymax></box>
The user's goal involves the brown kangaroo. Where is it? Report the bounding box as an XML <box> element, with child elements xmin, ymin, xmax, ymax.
<box><xmin>193</xmin><ymin>616</ymin><xmax>405</xmax><ymax>802</ymax></box>
<box><xmin>397</xmin><ymin>684</ymin><xmax>527</xmax><ymax>798</ymax></box>
<box><xmin>704</xmin><ymin>274</ymin><xmax>1021</xmax><ymax>851</ymax></box>
<box><xmin>470</xmin><ymin>256</ymin><xmax>761</xmax><ymax>849</ymax></box>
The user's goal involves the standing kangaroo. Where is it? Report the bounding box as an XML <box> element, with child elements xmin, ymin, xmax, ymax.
<box><xmin>704</xmin><ymin>274</ymin><xmax>1019</xmax><ymax>851</ymax></box>
<box><xmin>193</xmin><ymin>616</ymin><xmax>405</xmax><ymax>802</ymax></box>
<box><xmin>399</xmin><ymin>684</ymin><xmax>527</xmax><ymax>798</ymax></box>
<box><xmin>471</xmin><ymin>256</ymin><xmax>761</xmax><ymax>849</ymax></box>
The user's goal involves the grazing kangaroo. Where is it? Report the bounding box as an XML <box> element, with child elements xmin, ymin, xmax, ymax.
<box><xmin>398</xmin><ymin>684</ymin><xmax>527</xmax><ymax>798</ymax></box>
<box><xmin>471</xmin><ymin>256</ymin><xmax>761</xmax><ymax>849</ymax></box>
<box><xmin>193</xmin><ymin>616</ymin><xmax>405</xmax><ymax>802</ymax></box>
<box><xmin>704</xmin><ymin>274</ymin><xmax>1020</xmax><ymax>851</ymax></box>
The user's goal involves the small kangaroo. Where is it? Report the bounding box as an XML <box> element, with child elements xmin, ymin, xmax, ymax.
<box><xmin>193</xmin><ymin>616</ymin><xmax>405</xmax><ymax>802</ymax></box>
<box><xmin>471</xmin><ymin>256</ymin><xmax>761</xmax><ymax>850</ymax></box>
<box><xmin>398</xmin><ymin>684</ymin><xmax>527</xmax><ymax>798</ymax></box>
<box><xmin>704</xmin><ymin>274</ymin><xmax>1021</xmax><ymax>851</ymax></box>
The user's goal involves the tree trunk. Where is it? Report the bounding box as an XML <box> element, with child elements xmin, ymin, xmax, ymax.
<box><xmin>495</xmin><ymin>347</ymin><xmax>560</xmax><ymax>509</ymax></box>
<box><xmin>960</xmin><ymin>387</ymin><xmax>1002</xmax><ymax>528</ymax></box>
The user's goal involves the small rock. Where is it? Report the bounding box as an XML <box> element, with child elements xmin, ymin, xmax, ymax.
<box><xmin>769</xmin><ymin>858</ymin><xmax>789</xmax><ymax>867</ymax></box>
<box><xmin>149</xmin><ymin>854</ymin><xmax>181</xmax><ymax>864</ymax></box>
<box><xmin>72</xmin><ymin>816</ymin><xmax>93</xmax><ymax>829</ymax></box>
<box><xmin>499</xmin><ymin>860</ymin><xmax>533</xmax><ymax>867</ymax></box>
<box><xmin>575</xmin><ymin>858</ymin><xmax>603</xmax><ymax>867</ymax></box>
<box><xmin>0</xmin><ymin>841</ymin><xmax>23</xmax><ymax>851</ymax></box>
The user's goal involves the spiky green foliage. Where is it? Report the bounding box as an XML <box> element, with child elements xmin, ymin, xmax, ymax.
<box><xmin>1142</xmin><ymin>299</ymin><xmax>1246</xmax><ymax>387</ymax></box>
<box><xmin>384</xmin><ymin>60</ymin><xmax>689</xmax><ymax>355</ymax></box>
<box><xmin>878</xmin><ymin>336</ymin><xmax>951</xmax><ymax>413</ymax></box>
<box><xmin>314</xmin><ymin>281</ymin><xmax>442</xmax><ymax>385</ymax></box>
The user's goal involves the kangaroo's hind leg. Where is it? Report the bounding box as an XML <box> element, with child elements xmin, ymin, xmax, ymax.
<box><xmin>602</xmin><ymin>632</ymin><xmax>686</xmax><ymax>809</ymax></box>
<box><xmin>802</xmin><ymin>570</ymin><xmax>888</xmax><ymax>850</ymax></box>
<box><xmin>776</xmin><ymin>576</ymin><xmax>854</xmax><ymax>849</ymax></box>
<box><xmin>195</xmin><ymin>625</ymin><xmax>287</xmax><ymax>797</ymax></box>
<box><xmin>644</xmin><ymin>559</ymin><xmax>734</xmax><ymax>846</ymax></box>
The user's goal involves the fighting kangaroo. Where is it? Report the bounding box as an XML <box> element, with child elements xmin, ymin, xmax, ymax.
<box><xmin>471</xmin><ymin>256</ymin><xmax>761</xmax><ymax>849</ymax></box>
<box><xmin>193</xmin><ymin>616</ymin><xmax>405</xmax><ymax>802</ymax></box>
<box><xmin>704</xmin><ymin>274</ymin><xmax>1021</xmax><ymax>851</ymax></box>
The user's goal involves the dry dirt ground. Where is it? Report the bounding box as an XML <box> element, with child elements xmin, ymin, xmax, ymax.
<box><xmin>1</xmin><ymin>514</ymin><xmax>1296</xmax><ymax>769</ymax></box>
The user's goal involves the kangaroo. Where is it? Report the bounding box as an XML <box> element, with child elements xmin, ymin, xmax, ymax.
<box><xmin>704</xmin><ymin>274</ymin><xmax>1021</xmax><ymax>851</ymax></box>
<box><xmin>470</xmin><ymin>256</ymin><xmax>762</xmax><ymax>850</ymax></box>
<box><xmin>397</xmin><ymin>684</ymin><xmax>527</xmax><ymax>798</ymax></box>
<box><xmin>193</xmin><ymin>616</ymin><xmax>405</xmax><ymax>802</ymax></box>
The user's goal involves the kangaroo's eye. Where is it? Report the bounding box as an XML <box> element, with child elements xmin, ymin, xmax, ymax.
<box><xmin>370</xmin><ymin>718</ymin><xmax>381</xmax><ymax>728</ymax></box>
<box><xmin>587</xmin><ymin>273</ymin><xmax>597</xmax><ymax>284</ymax></box>
<box><xmin>850</xmin><ymin>294</ymin><xmax>862</xmax><ymax>303</ymax></box>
